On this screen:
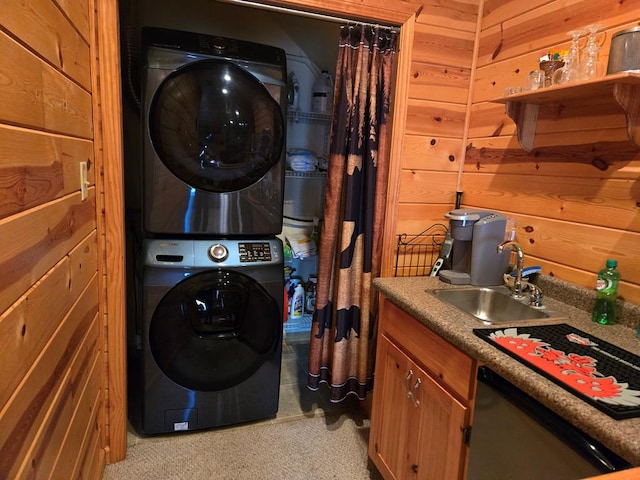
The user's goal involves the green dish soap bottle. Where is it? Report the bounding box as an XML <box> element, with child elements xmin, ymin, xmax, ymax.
<box><xmin>592</xmin><ymin>259</ymin><xmax>620</xmax><ymax>325</ymax></box>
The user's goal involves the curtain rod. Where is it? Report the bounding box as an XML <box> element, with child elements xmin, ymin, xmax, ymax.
<box><xmin>215</xmin><ymin>0</ymin><xmax>399</xmax><ymax>28</ymax></box>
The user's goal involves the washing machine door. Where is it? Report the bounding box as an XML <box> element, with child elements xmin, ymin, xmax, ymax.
<box><xmin>149</xmin><ymin>59</ymin><xmax>285</xmax><ymax>193</ymax></box>
<box><xmin>148</xmin><ymin>269</ymin><xmax>281</xmax><ymax>392</ymax></box>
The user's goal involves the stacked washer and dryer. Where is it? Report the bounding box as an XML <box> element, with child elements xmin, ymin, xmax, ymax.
<box><xmin>128</xmin><ymin>27</ymin><xmax>288</xmax><ymax>435</ymax></box>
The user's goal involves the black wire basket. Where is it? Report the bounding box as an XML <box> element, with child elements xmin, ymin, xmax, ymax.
<box><xmin>393</xmin><ymin>223</ymin><xmax>448</xmax><ymax>277</ymax></box>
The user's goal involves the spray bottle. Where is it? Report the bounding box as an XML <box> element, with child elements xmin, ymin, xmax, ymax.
<box><xmin>290</xmin><ymin>282</ymin><xmax>305</xmax><ymax>320</ymax></box>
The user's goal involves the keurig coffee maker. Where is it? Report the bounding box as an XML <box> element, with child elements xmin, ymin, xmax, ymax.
<box><xmin>438</xmin><ymin>209</ymin><xmax>510</xmax><ymax>286</ymax></box>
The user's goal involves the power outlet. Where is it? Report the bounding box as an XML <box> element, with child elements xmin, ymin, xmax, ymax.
<box><xmin>80</xmin><ymin>161</ymin><xmax>88</xmax><ymax>201</ymax></box>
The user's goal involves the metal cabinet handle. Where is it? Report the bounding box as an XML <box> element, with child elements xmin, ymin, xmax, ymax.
<box><xmin>404</xmin><ymin>370</ymin><xmax>414</xmax><ymax>399</ymax></box>
<box><xmin>411</xmin><ymin>378</ymin><xmax>421</xmax><ymax>408</ymax></box>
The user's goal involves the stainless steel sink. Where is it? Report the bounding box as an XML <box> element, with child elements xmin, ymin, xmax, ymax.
<box><xmin>428</xmin><ymin>286</ymin><xmax>565</xmax><ymax>324</ymax></box>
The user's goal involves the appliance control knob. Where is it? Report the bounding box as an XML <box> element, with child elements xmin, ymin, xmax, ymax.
<box><xmin>208</xmin><ymin>37</ymin><xmax>228</xmax><ymax>53</ymax></box>
<box><xmin>208</xmin><ymin>244</ymin><xmax>228</xmax><ymax>262</ymax></box>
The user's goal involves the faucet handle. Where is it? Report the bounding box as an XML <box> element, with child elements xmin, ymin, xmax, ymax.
<box><xmin>528</xmin><ymin>284</ymin><xmax>544</xmax><ymax>307</ymax></box>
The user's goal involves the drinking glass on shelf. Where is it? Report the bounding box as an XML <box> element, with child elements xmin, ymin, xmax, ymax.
<box><xmin>527</xmin><ymin>69</ymin><xmax>545</xmax><ymax>90</ymax></box>
<box><xmin>581</xmin><ymin>23</ymin><xmax>605</xmax><ymax>80</ymax></box>
<box><xmin>552</xmin><ymin>28</ymin><xmax>586</xmax><ymax>85</ymax></box>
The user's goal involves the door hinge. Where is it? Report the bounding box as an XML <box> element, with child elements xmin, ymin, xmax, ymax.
<box><xmin>463</xmin><ymin>426</ymin><xmax>472</xmax><ymax>446</ymax></box>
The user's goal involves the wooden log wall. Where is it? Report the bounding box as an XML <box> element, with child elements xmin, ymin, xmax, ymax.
<box><xmin>389</xmin><ymin>0</ymin><xmax>481</xmax><ymax>276</ymax></box>
<box><xmin>0</xmin><ymin>0</ymin><xmax>107</xmax><ymax>477</ymax></box>
<box><xmin>468</xmin><ymin>0</ymin><xmax>640</xmax><ymax>304</ymax></box>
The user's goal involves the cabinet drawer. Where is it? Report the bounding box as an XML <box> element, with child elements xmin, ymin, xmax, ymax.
<box><xmin>380</xmin><ymin>297</ymin><xmax>476</xmax><ymax>401</ymax></box>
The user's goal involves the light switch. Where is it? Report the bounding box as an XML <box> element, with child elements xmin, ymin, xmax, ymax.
<box><xmin>80</xmin><ymin>161</ymin><xmax>88</xmax><ymax>201</ymax></box>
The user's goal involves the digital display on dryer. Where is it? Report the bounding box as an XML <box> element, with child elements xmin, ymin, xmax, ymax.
<box><xmin>239</xmin><ymin>242</ymin><xmax>272</xmax><ymax>262</ymax></box>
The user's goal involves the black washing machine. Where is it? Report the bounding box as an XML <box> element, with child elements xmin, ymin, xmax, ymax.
<box><xmin>141</xmin><ymin>27</ymin><xmax>287</xmax><ymax>236</ymax></box>
<box><xmin>129</xmin><ymin>238</ymin><xmax>284</xmax><ymax>435</ymax></box>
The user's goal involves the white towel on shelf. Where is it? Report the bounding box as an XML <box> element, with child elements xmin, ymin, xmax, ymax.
<box><xmin>287</xmin><ymin>149</ymin><xmax>318</xmax><ymax>172</ymax></box>
<box><xmin>287</xmin><ymin>234</ymin><xmax>317</xmax><ymax>259</ymax></box>
<box><xmin>290</xmin><ymin>158</ymin><xmax>317</xmax><ymax>172</ymax></box>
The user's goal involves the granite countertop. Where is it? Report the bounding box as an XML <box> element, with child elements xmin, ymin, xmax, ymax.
<box><xmin>373</xmin><ymin>274</ymin><xmax>640</xmax><ymax>466</ymax></box>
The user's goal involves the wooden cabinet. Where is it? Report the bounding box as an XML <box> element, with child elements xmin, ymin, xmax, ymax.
<box><xmin>369</xmin><ymin>297</ymin><xmax>478</xmax><ymax>480</ymax></box>
<box><xmin>371</xmin><ymin>337</ymin><xmax>470</xmax><ymax>479</ymax></box>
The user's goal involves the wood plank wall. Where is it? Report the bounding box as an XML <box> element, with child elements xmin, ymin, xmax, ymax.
<box><xmin>388</xmin><ymin>0</ymin><xmax>480</xmax><ymax>276</ymax></box>
<box><xmin>468</xmin><ymin>0</ymin><xmax>640</xmax><ymax>304</ymax></box>
<box><xmin>0</xmin><ymin>1</ymin><xmax>106</xmax><ymax>478</ymax></box>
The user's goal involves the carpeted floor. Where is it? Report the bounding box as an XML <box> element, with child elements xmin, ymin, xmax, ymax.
<box><xmin>102</xmin><ymin>411</ymin><xmax>383</xmax><ymax>479</ymax></box>
<box><xmin>104</xmin><ymin>332</ymin><xmax>383</xmax><ymax>479</ymax></box>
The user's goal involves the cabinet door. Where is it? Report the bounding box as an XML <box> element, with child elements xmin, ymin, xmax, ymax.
<box><xmin>369</xmin><ymin>335</ymin><xmax>415</xmax><ymax>479</ymax></box>
<box><xmin>369</xmin><ymin>335</ymin><xmax>469</xmax><ymax>480</ymax></box>
<box><xmin>412</xmin><ymin>359</ymin><xmax>469</xmax><ymax>480</ymax></box>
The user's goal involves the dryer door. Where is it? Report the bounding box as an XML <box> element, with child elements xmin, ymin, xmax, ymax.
<box><xmin>148</xmin><ymin>269</ymin><xmax>281</xmax><ymax>392</ymax></box>
<box><xmin>149</xmin><ymin>59</ymin><xmax>285</xmax><ymax>193</ymax></box>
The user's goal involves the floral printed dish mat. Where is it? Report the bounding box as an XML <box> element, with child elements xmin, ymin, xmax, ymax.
<box><xmin>473</xmin><ymin>323</ymin><xmax>640</xmax><ymax>419</ymax></box>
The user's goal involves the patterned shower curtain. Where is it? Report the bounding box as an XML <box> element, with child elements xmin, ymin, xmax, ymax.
<box><xmin>307</xmin><ymin>23</ymin><xmax>398</xmax><ymax>402</ymax></box>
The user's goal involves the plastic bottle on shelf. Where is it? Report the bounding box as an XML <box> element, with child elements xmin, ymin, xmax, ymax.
<box><xmin>305</xmin><ymin>275</ymin><xmax>317</xmax><ymax>314</ymax></box>
<box><xmin>592</xmin><ymin>259</ymin><xmax>620</xmax><ymax>325</ymax></box>
<box><xmin>287</xmin><ymin>71</ymin><xmax>299</xmax><ymax>110</ymax></box>
<box><xmin>284</xmin><ymin>270</ymin><xmax>299</xmax><ymax>313</ymax></box>
<box><xmin>311</xmin><ymin>70</ymin><xmax>333</xmax><ymax>114</ymax></box>
<box><xmin>290</xmin><ymin>282</ymin><xmax>305</xmax><ymax>320</ymax></box>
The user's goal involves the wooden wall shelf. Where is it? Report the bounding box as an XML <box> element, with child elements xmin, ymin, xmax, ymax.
<box><xmin>491</xmin><ymin>72</ymin><xmax>640</xmax><ymax>151</ymax></box>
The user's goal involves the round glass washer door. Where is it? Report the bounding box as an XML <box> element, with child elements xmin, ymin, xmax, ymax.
<box><xmin>149</xmin><ymin>269</ymin><xmax>280</xmax><ymax>391</ymax></box>
<box><xmin>149</xmin><ymin>59</ymin><xmax>284</xmax><ymax>193</ymax></box>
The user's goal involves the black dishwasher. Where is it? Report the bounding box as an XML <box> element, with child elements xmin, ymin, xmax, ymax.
<box><xmin>467</xmin><ymin>367</ymin><xmax>631</xmax><ymax>480</ymax></box>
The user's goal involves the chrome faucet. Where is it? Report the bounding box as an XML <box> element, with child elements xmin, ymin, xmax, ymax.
<box><xmin>497</xmin><ymin>240</ymin><xmax>524</xmax><ymax>298</ymax></box>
